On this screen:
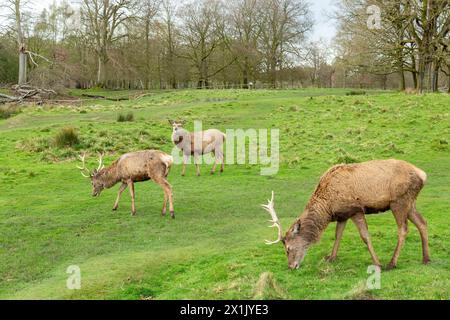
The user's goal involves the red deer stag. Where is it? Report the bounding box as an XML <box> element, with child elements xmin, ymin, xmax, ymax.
<box><xmin>170</xmin><ymin>120</ymin><xmax>226</xmax><ymax>176</ymax></box>
<box><xmin>262</xmin><ymin>159</ymin><xmax>429</xmax><ymax>270</ymax></box>
<box><xmin>78</xmin><ymin>150</ymin><xmax>175</xmax><ymax>218</ymax></box>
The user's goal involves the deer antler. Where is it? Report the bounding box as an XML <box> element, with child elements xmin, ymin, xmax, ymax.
<box><xmin>97</xmin><ymin>153</ymin><xmax>105</xmax><ymax>171</ymax></box>
<box><xmin>261</xmin><ymin>191</ymin><xmax>284</xmax><ymax>245</ymax></box>
<box><xmin>77</xmin><ymin>153</ymin><xmax>91</xmax><ymax>178</ymax></box>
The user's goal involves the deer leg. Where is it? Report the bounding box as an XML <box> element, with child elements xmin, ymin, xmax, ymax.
<box><xmin>182</xmin><ymin>154</ymin><xmax>188</xmax><ymax>177</ymax></box>
<box><xmin>408</xmin><ymin>208</ymin><xmax>430</xmax><ymax>264</ymax></box>
<box><xmin>194</xmin><ymin>154</ymin><xmax>201</xmax><ymax>176</ymax></box>
<box><xmin>152</xmin><ymin>174</ymin><xmax>174</xmax><ymax>219</ymax></box>
<box><xmin>211</xmin><ymin>151</ymin><xmax>218</xmax><ymax>175</ymax></box>
<box><xmin>220</xmin><ymin>150</ymin><xmax>224</xmax><ymax>173</ymax></box>
<box><xmin>112</xmin><ymin>183</ymin><xmax>127</xmax><ymax>211</ymax></box>
<box><xmin>387</xmin><ymin>202</ymin><xmax>410</xmax><ymax>270</ymax></box>
<box><xmin>167</xmin><ymin>182</ymin><xmax>174</xmax><ymax>218</ymax></box>
<box><xmin>325</xmin><ymin>220</ymin><xmax>347</xmax><ymax>262</ymax></box>
<box><xmin>215</xmin><ymin>149</ymin><xmax>224</xmax><ymax>173</ymax></box>
<box><xmin>351</xmin><ymin>213</ymin><xmax>381</xmax><ymax>267</ymax></box>
<box><xmin>128</xmin><ymin>181</ymin><xmax>136</xmax><ymax>216</ymax></box>
<box><xmin>161</xmin><ymin>190</ymin><xmax>168</xmax><ymax>216</ymax></box>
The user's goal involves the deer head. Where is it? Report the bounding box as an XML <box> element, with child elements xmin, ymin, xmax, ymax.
<box><xmin>77</xmin><ymin>153</ymin><xmax>106</xmax><ymax>197</ymax></box>
<box><xmin>169</xmin><ymin>120</ymin><xmax>188</xmax><ymax>144</ymax></box>
<box><xmin>261</xmin><ymin>192</ymin><xmax>309</xmax><ymax>270</ymax></box>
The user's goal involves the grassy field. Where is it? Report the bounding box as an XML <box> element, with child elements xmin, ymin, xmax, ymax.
<box><xmin>0</xmin><ymin>88</ymin><xmax>448</xmax><ymax>300</ymax></box>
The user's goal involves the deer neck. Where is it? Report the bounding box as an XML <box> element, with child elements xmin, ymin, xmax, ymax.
<box><xmin>298</xmin><ymin>204</ymin><xmax>331</xmax><ymax>245</ymax></box>
<box><xmin>98</xmin><ymin>164</ymin><xmax>120</xmax><ymax>189</ymax></box>
<box><xmin>173</xmin><ymin>129</ymin><xmax>190</xmax><ymax>147</ymax></box>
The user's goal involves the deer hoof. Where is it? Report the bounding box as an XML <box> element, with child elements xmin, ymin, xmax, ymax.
<box><xmin>170</xmin><ymin>211</ymin><xmax>175</xmax><ymax>219</ymax></box>
<box><xmin>325</xmin><ymin>255</ymin><xmax>336</xmax><ymax>263</ymax></box>
<box><xmin>385</xmin><ymin>263</ymin><xmax>396</xmax><ymax>271</ymax></box>
<box><xmin>210</xmin><ymin>171</ymin><xmax>215</xmax><ymax>175</ymax></box>
<box><xmin>112</xmin><ymin>207</ymin><xmax>118</xmax><ymax>211</ymax></box>
<box><xmin>423</xmin><ymin>257</ymin><xmax>431</xmax><ymax>265</ymax></box>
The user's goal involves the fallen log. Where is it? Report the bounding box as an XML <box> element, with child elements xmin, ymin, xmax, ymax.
<box><xmin>0</xmin><ymin>93</ymin><xmax>20</xmax><ymax>101</ymax></box>
<box><xmin>81</xmin><ymin>93</ymin><xmax>129</xmax><ymax>101</ymax></box>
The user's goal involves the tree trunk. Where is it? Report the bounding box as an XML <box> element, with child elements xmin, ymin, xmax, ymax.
<box><xmin>431</xmin><ymin>63</ymin><xmax>439</xmax><ymax>92</ymax></box>
<box><xmin>15</xmin><ymin>0</ymin><xmax>27</xmax><ymax>85</ymax></box>
<box><xmin>97</xmin><ymin>56</ymin><xmax>107</xmax><ymax>87</ymax></box>
<box><xmin>242</xmin><ymin>68</ymin><xmax>249</xmax><ymax>89</ymax></box>
<box><xmin>399</xmin><ymin>70</ymin><xmax>406</xmax><ymax>91</ymax></box>
<box><xmin>18</xmin><ymin>46</ymin><xmax>27</xmax><ymax>85</ymax></box>
<box><xmin>269</xmin><ymin>57</ymin><xmax>277</xmax><ymax>88</ymax></box>
<box><xmin>447</xmin><ymin>72</ymin><xmax>450</xmax><ymax>93</ymax></box>
<box><xmin>417</xmin><ymin>58</ymin><xmax>426</xmax><ymax>93</ymax></box>
<box><xmin>412</xmin><ymin>71</ymin><xmax>418</xmax><ymax>89</ymax></box>
<box><xmin>145</xmin><ymin>20</ymin><xmax>151</xmax><ymax>90</ymax></box>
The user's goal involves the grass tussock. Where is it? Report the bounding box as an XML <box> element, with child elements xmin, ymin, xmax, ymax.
<box><xmin>346</xmin><ymin>90</ymin><xmax>367</xmax><ymax>96</ymax></box>
<box><xmin>343</xmin><ymin>281</ymin><xmax>377</xmax><ymax>300</ymax></box>
<box><xmin>333</xmin><ymin>148</ymin><xmax>359</xmax><ymax>164</ymax></box>
<box><xmin>253</xmin><ymin>272</ymin><xmax>288</xmax><ymax>300</ymax></box>
<box><xmin>53</xmin><ymin>127</ymin><xmax>80</xmax><ymax>148</ymax></box>
<box><xmin>0</xmin><ymin>104</ymin><xmax>21</xmax><ymax>119</ymax></box>
<box><xmin>117</xmin><ymin>112</ymin><xmax>134</xmax><ymax>122</ymax></box>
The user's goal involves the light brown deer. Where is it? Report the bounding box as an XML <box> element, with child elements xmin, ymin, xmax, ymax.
<box><xmin>170</xmin><ymin>120</ymin><xmax>226</xmax><ymax>176</ymax></box>
<box><xmin>262</xmin><ymin>159</ymin><xmax>429</xmax><ymax>270</ymax></box>
<box><xmin>78</xmin><ymin>150</ymin><xmax>175</xmax><ymax>218</ymax></box>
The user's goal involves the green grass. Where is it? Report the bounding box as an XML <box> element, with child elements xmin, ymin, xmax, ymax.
<box><xmin>0</xmin><ymin>89</ymin><xmax>449</xmax><ymax>300</ymax></box>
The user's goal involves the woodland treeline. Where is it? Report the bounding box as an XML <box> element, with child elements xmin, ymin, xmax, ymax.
<box><xmin>0</xmin><ymin>0</ymin><xmax>449</xmax><ymax>92</ymax></box>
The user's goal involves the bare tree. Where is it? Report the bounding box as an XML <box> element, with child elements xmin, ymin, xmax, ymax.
<box><xmin>137</xmin><ymin>0</ymin><xmax>160</xmax><ymax>89</ymax></box>
<box><xmin>2</xmin><ymin>0</ymin><xmax>29</xmax><ymax>84</ymax></box>
<box><xmin>178</xmin><ymin>0</ymin><xmax>228</xmax><ymax>88</ymax></box>
<box><xmin>226</xmin><ymin>0</ymin><xmax>262</xmax><ymax>88</ymax></box>
<box><xmin>259</xmin><ymin>0</ymin><xmax>312</xmax><ymax>88</ymax></box>
<box><xmin>335</xmin><ymin>0</ymin><xmax>449</xmax><ymax>92</ymax></box>
<box><xmin>81</xmin><ymin>0</ymin><xmax>135</xmax><ymax>87</ymax></box>
<box><xmin>159</xmin><ymin>0</ymin><xmax>178</xmax><ymax>89</ymax></box>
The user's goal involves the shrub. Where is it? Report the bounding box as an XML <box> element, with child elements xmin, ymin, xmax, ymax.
<box><xmin>333</xmin><ymin>149</ymin><xmax>359</xmax><ymax>164</ymax></box>
<box><xmin>54</xmin><ymin>127</ymin><xmax>80</xmax><ymax>148</ymax></box>
<box><xmin>117</xmin><ymin>112</ymin><xmax>134</xmax><ymax>122</ymax></box>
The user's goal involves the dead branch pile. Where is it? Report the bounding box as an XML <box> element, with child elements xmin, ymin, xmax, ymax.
<box><xmin>0</xmin><ymin>85</ymin><xmax>57</xmax><ymax>104</ymax></box>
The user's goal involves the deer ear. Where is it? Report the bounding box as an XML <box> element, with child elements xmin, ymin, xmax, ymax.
<box><xmin>168</xmin><ymin>119</ymin><xmax>174</xmax><ymax>125</ymax></box>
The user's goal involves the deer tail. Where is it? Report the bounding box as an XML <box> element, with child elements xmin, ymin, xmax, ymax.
<box><xmin>160</xmin><ymin>154</ymin><xmax>174</xmax><ymax>176</ymax></box>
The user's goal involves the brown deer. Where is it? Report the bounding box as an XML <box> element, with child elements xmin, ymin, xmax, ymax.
<box><xmin>170</xmin><ymin>120</ymin><xmax>226</xmax><ymax>176</ymax></box>
<box><xmin>262</xmin><ymin>159</ymin><xmax>430</xmax><ymax>270</ymax></box>
<box><xmin>78</xmin><ymin>150</ymin><xmax>175</xmax><ymax>218</ymax></box>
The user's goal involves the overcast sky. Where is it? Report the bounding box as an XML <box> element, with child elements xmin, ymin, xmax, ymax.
<box><xmin>1</xmin><ymin>0</ymin><xmax>337</xmax><ymax>42</ymax></box>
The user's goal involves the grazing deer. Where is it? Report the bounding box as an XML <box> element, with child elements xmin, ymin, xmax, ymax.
<box><xmin>78</xmin><ymin>150</ymin><xmax>175</xmax><ymax>218</ymax></box>
<box><xmin>262</xmin><ymin>159</ymin><xmax>429</xmax><ymax>270</ymax></box>
<box><xmin>169</xmin><ymin>120</ymin><xmax>226</xmax><ymax>176</ymax></box>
